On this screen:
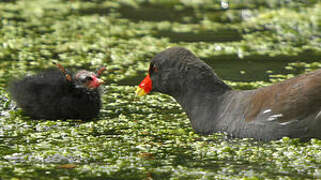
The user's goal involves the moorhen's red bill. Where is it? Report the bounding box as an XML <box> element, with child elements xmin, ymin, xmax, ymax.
<box><xmin>136</xmin><ymin>47</ymin><xmax>321</xmax><ymax>141</ymax></box>
<box><xmin>9</xmin><ymin>64</ymin><xmax>105</xmax><ymax>120</ymax></box>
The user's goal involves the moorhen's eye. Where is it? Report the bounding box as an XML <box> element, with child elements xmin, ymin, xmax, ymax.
<box><xmin>149</xmin><ymin>64</ymin><xmax>158</xmax><ymax>74</ymax></box>
<box><xmin>153</xmin><ymin>65</ymin><xmax>158</xmax><ymax>72</ymax></box>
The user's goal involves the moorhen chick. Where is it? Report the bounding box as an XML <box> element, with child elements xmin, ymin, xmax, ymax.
<box><xmin>9</xmin><ymin>64</ymin><xmax>106</xmax><ymax>120</ymax></box>
<box><xmin>136</xmin><ymin>47</ymin><xmax>321</xmax><ymax>141</ymax></box>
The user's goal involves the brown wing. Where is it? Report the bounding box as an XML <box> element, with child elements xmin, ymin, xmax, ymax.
<box><xmin>245</xmin><ymin>69</ymin><xmax>321</xmax><ymax>123</ymax></box>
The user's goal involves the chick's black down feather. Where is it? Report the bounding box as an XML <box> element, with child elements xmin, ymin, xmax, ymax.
<box><xmin>9</xmin><ymin>69</ymin><xmax>101</xmax><ymax>120</ymax></box>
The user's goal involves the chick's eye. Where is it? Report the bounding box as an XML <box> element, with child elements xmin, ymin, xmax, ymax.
<box><xmin>80</xmin><ymin>76</ymin><xmax>92</xmax><ymax>82</ymax></box>
<box><xmin>85</xmin><ymin>76</ymin><xmax>93</xmax><ymax>81</ymax></box>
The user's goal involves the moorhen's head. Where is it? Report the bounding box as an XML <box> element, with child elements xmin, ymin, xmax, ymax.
<box><xmin>55</xmin><ymin>63</ymin><xmax>105</xmax><ymax>90</ymax></box>
<box><xmin>136</xmin><ymin>47</ymin><xmax>230</xmax><ymax>97</ymax></box>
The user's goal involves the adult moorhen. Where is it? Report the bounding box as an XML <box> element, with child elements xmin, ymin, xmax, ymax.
<box><xmin>136</xmin><ymin>47</ymin><xmax>321</xmax><ymax>141</ymax></box>
<box><xmin>9</xmin><ymin>64</ymin><xmax>106</xmax><ymax>120</ymax></box>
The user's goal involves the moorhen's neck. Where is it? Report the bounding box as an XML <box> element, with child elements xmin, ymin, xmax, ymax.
<box><xmin>173</xmin><ymin>73</ymin><xmax>232</xmax><ymax>134</ymax></box>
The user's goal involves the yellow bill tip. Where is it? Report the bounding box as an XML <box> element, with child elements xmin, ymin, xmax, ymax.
<box><xmin>97</xmin><ymin>78</ymin><xmax>104</xmax><ymax>85</ymax></box>
<box><xmin>135</xmin><ymin>86</ymin><xmax>147</xmax><ymax>97</ymax></box>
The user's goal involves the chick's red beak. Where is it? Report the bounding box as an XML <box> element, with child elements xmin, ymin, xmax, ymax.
<box><xmin>136</xmin><ymin>74</ymin><xmax>152</xmax><ymax>96</ymax></box>
<box><xmin>88</xmin><ymin>76</ymin><xmax>104</xmax><ymax>89</ymax></box>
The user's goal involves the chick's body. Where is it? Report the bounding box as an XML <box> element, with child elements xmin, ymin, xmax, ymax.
<box><xmin>9</xmin><ymin>69</ymin><xmax>102</xmax><ymax>120</ymax></box>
